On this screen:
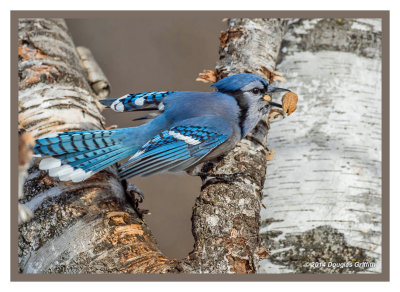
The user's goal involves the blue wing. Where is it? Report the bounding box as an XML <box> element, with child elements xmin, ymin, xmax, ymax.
<box><xmin>99</xmin><ymin>91</ymin><xmax>176</xmax><ymax>112</ymax></box>
<box><xmin>118</xmin><ymin>119</ymin><xmax>231</xmax><ymax>179</ymax></box>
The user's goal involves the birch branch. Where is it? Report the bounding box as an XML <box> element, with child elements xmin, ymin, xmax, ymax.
<box><xmin>258</xmin><ymin>18</ymin><xmax>382</xmax><ymax>273</ymax></box>
<box><xmin>18</xmin><ymin>18</ymin><xmax>176</xmax><ymax>274</ymax></box>
<box><xmin>180</xmin><ymin>19</ymin><xmax>287</xmax><ymax>273</ymax></box>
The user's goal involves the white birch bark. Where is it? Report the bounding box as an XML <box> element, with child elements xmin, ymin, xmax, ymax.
<box><xmin>258</xmin><ymin>19</ymin><xmax>382</xmax><ymax>273</ymax></box>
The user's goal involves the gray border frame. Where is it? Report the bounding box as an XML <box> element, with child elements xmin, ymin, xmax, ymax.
<box><xmin>10</xmin><ymin>10</ymin><xmax>389</xmax><ymax>281</ymax></box>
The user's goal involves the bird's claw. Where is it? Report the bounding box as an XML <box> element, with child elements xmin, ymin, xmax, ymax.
<box><xmin>121</xmin><ymin>180</ymin><xmax>149</xmax><ymax>219</ymax></box>
<box><xmin>197</xmin><ymin>172</ymin><xmax>246</xmax><ymax>183</ymax></box>
<box><xmin>126</xmin><ymin>182</ymin><xmax>145</xmax><ymax>203</ymax></box>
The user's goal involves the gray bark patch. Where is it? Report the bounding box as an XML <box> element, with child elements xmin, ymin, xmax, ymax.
<box><xmin>260</xmin><ymin>225</ymin><xmax>376</xmax><ymax>273</ymax></box>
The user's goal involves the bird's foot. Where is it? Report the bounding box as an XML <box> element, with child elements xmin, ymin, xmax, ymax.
<box><xmin>125</xmin><ymin>182</ymin><xmax>144</xmax><ymax>203</ymax></box>
<box><xmin>121</xmin><ymin>180</ymin><xmax>149</xmax><ymax>219</ymax></box>
<box><xmin>197</xmin><ymin>172</ymin><xmax>246</xmax><ymax>184</ymax></box>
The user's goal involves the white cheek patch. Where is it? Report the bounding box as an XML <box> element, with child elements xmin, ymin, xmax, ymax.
<box><xmin>169</xmin><ymin>131</ymin><xmax>201</xmax><ymax>145</ymax></box>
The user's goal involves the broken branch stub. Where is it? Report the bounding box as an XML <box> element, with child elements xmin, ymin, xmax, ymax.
<box><xmin>76</xmin><ymin>46</ymin><xmax>111</xmax><ymax>99</ymax></box>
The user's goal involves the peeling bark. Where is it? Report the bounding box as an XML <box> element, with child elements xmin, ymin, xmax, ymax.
<box><xmin>76</xmin><ymin>46</ymin><xmax>111</xmax><ymax>99</ymax></box>
<box><xmin>258</xmin><ymin>19</ymin><xmax>382</xmax><ymax>273</ymax></box>
<box><xmin>18</xmin><ymin>131</ymin><xmax>34</xmax><ymax>224</ymax></box>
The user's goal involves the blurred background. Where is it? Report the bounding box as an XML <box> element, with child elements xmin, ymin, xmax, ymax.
<box><xmin>66</xmin><ymin>14</ymin><xmax>226</xmax><ymax>259</ymax></box>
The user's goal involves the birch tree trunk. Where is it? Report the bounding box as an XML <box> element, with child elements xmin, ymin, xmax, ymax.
<box><xmin>17</xmin><ymin>18</ymin><xmax>284</xmax><ymax>274</ymax></box>
<box><xmin>258</xmin><ymin>18</ymin><xmax>382</xmax><ymax>273</ymax></box>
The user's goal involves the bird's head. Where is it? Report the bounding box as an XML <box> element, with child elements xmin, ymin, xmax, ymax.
<box><xmin>211</xmin><ymin>73</ymin><xmax>290</xmax><ymax>137</ymax></box>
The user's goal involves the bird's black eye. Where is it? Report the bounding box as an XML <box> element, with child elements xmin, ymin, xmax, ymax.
<box><xmin>252</xmin><ymin>88</ymin><xmax>260</xmax><ymax>94</ymax></box>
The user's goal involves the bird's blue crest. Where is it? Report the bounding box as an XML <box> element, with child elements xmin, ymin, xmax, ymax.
<box><xmin>211</xmin><ymin>73</ymin><xmax>268</xmax><ymax>92</ymax></box>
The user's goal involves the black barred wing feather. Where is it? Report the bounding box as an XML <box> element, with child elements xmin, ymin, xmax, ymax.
<box><xmin>118</xmin><ymin>125</ymin><xmax>229</xmax><ymax>179</ymax></box>
<box><xmin>99</xmin><ymin>91</ymin><xmax>176</xmax><ymax>112</ymax></box>
<box><xmin>34</xmin><ymin>130</ymin><xmax>120</xmax><ymax>156</ymax></box>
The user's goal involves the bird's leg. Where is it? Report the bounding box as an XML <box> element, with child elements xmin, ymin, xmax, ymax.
<box><xmin>126</xmin><ymin>182</ymin><xmax>145</xmax><ymax>203</ymax></box>
<box><xmin>197</xmin><ymin>172</ymin><xmax>248</xmax><ymax>190</ymax></box>
<box><xmin>121</xmin><ymin>179</ymin><xmax>149</xmax><ymax>219</ymax></box>
<box><xmin>197</xmin><ymin>172</ymin><xmax>247</xmax><ymax>184</ymax></box>
<box><xmin>185</xmin><ymin>162</ymin><xmax>208</xmax><ymax>176</ymax></box>
<box><xmin>186</xmin><ymin>159</ymin><xmax>246</xmax><ymax>184</ymax></box>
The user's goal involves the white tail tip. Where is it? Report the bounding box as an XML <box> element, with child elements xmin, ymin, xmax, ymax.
<box><xmin>39</xmin><ymin>158</ymin><xmax>61</xmax><ymax>170</ymax></box>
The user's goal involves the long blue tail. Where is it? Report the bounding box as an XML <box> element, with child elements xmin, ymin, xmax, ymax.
<box><xmin>34</xmin><ymin>129</ymin><xmax>139</xmax><ymax>182</ymax></box>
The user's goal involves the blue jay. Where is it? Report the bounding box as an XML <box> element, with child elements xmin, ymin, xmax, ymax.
<box><xmin>34</xmin><ymin>73</ymin><xmax>289</xmax><ymax>182</ymax></box>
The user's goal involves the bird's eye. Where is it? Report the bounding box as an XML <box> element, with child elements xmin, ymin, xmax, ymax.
<box><xmin>252</xmin><ymin>88</ymin><xmax>260</xmax><ymax>94</ymax></box>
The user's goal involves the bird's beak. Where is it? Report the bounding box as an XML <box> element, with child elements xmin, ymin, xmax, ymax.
<box><xmin>269</xmin><ymin>101</ymin><xmax>283</xmax><ymax>108</ymax></box>
<box><xmin>267</xmin><ymin>86</ymin><xmax>290</xmax><ymax>93</ymax></box>
<box><xmin>264</xmin><ymin>94</ymin><xmax>282</xmax><ymax>108</ymax></box>
<box><xmin>264</xmin><ymin>86</ymin><xmax>289</xmax><ymax>108</ymax></box>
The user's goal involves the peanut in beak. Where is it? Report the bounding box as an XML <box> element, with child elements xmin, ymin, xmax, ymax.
<box><xmin>263</xmin><ymin>94</ymin><xmax>272</xmax><ymax>102</ymax></box>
